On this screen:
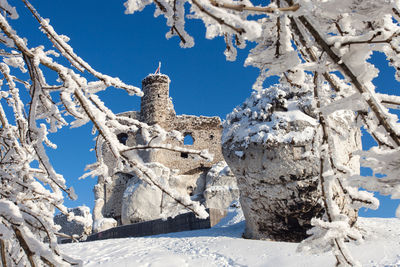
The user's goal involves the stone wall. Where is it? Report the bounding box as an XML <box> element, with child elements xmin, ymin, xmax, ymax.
<box><xmin>95</xmin><ymin>74</ymin><xmax>232</xmax><ymax>227</ymax></box>
<box><xmin>157</xmin><ymin>115</ymin><xmax>223</xmax><ymax>173</ymax></box>
<box><xmin>78</xmin><ymin>209</ymin><xmax>226</xmax><ymax>244</ymax></box>
<box><xmin>102</xmin><ymin>172</ymin><xmax>132</xmax><ymax>224</ymax></box>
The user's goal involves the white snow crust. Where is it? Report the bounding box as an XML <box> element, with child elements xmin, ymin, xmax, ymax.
<box><xmin>61</xmin><ymin>208</ymin><xmax>400</xmax><ymax>267</ymax></box>
<box><xmin>222</xmin><ymin>84</ymin><xmax>317</xmax><ymax>147</ymax></box>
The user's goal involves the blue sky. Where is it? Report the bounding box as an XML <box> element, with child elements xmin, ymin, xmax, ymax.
<box><xmin>11</xmin><ymin>1</ymin><xmax>400</xmax><ymax>217</ymax></box>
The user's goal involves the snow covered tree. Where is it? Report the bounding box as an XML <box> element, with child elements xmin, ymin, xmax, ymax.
<box><xmin>124</xmin><ymin>0</ymin><xmax>400</xmax><ymax>265</ymax></box>
<box><xmin>0</xmin><ymin>1</ymin><xmax>210</xmax><ymax>266</ymax></box>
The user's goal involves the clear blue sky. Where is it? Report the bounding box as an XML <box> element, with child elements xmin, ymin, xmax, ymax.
<box><xmin>11</xmin><ymin>1</ymin><xmax>400</xmax><ymax>217</ymax></box>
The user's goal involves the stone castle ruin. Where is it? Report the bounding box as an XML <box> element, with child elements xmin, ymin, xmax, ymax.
<box><xmin>93</xmin><ymin>74</ymin><xmax>239</xmax><ymax>231</ymax></box>
<box><xmin>60</xmin><ymin>75</ymin><xmax>357</xmax><ymax>242</ymax></box>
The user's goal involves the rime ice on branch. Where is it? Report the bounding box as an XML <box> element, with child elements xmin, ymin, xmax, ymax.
<box><xmin>0</xmin><ymin>1</ymin><xmax>209</xmax><ymax>266</ymax></box>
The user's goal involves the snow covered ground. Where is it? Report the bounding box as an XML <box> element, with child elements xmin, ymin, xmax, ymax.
<box><xmin>61</xmin><ymin>209</ymin><xmax>400</xmax><ymax>267</ymax></box>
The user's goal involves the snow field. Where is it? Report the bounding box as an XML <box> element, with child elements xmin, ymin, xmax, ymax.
<box><xmin>61</xmin><ymin>209</ymin><xmax>400</xmax><ymax>266</ymax></box>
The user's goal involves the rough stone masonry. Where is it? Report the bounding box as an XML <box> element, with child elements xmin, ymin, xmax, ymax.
<box><xmin>93</xmin><ymin>74</ymin><xmax>239</xmax><ymax>230</ymax></box>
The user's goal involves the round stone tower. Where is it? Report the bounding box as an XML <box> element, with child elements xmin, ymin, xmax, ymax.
<box><xmin>140</xmin><ymin>74</ymin><xmax>175</xmax><ymax>125</ymax></box>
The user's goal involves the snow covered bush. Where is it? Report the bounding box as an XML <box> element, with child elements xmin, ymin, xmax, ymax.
<box><xmin>125</xmin><ymin>0</ymin><xmax>400</xmax><ymax>265</ymax></box>
<box><xmin>0</xmin><ymin>1</ymin><xmax>209</xmax><ymax>266</ymax></box>
<box><xmin>54</xmin><ymin>206</ymin><xmax>93</xmax><ymax>242</ymax></box>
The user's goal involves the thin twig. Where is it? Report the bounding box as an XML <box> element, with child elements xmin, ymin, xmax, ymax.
<box><xmin>209</xmin><ymin>0</ymin><xmax>300</xmax><ymax>13</ymax></box>
<box><xmin>0</xmin><ymin>239</ymin><xmax>7</xmax><ymax>267</ymax></box>
<box><xmin>171</xmin><ymin>25</ymin><xmax>187</xmax><ymax>44</ymax></box>
<box><xmin>121</xmin><ymin>144</ymin><xmax>210</xmax><ymax>160</ymax></box>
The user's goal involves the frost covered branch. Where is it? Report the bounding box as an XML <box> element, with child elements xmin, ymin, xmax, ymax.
<box><xmin>22</xmin><ymin>0</ymin><xmax>141</xmax><ymax>96</ymax></box>
<box><xmin>296</xmin><ymin>15</ymin><xmax>400</xmax><ymax>147</ymax></box>
<box><xmin>0</xmin><ymin>1</ymin><xmax>209</xmax><ymax>265</ymax></box>
<box><xmin>191</xmin><ymin>0</ymin><xmax>246</xmax><ymax>35</ymax></box>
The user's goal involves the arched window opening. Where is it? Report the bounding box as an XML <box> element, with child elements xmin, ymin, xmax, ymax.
<box><xmin>117</xmin><ymin>133</ymin><xmax>128</xmax><ymax>145</ymax></box>
<box><xmin>184</xmin><ymin>133</ymin><xmax>194</xmax><ymax>145</ymax></box>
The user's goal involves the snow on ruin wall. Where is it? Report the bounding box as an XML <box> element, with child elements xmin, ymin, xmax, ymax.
<box><xmin>95</xmin><ymin>74</ymin><xmax>225</xmax><ymax>225</ymax></box>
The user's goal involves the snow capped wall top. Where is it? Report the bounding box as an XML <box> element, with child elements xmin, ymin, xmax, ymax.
<box><xmin>142</xmin><ymin>74</ymin><xmax>170</xmax><ymax>87</ymax></box>
<box><xmin>222</xmin><ymin>84</ymin><xmax>318</xmax><ymax>147</ymax></box>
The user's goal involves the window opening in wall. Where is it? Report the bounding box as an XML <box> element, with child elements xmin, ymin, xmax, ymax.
<box><xmin>184</xmin><ymin>133</ymin><xmax>194</xmax><ymax>145</ymax></box>
<box><xmin>210</xmin><ymin>134</ymin><xmax>214</xmax><ymax>140</ymax></box>
<box><xmin>181</xmin><ymin>152</ymin><xmax>188</xmax><ymax>158</ymax></box>
<box><xmin>117</xmin><ymin>133</ymin><xmax>128</xmax><ymax>145</ymax></box>
<box><xmin>187</xmin><ymin>186</ymin><xmax>195</xmax><ymax>196</ymax></box>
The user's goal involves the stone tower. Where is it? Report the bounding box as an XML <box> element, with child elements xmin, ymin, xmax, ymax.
<box><xmin>140</xmin><ymin>74</ymin><xmax>175</xmax><ymax>125</ymax></box>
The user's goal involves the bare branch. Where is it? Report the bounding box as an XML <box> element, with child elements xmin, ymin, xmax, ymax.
<box><xmin>121</xmin><ymin>144</ymin><xmax>211</xmax><ymax>161</ymax></box>
<box><xmin>154</xmin><ymin>0</ymin><xmax>168</xmax><ymax>12</ymax></box>
<box><xmin>171</xmin><ymin>25</ymin><xmax>187</xmax><ymax>44</ymax></box>
<box><xmin>338</xmin><ymin>32</ymin><xmax>399</xmax><ymax>47</ymax></box>
<box><xmin>0</xmin><ymin>239</ymin><xmax>7</xmax><ymax>267</ymax></box>
<box><xmin>209</xmin><ymin>0</ymin><xmax>300</xmax><ymax>13</ymax></box>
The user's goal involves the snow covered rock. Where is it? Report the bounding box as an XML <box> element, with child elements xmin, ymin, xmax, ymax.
<box><xmin>121</xmin><ymin>163</ymin><xmax>194</xmax><ymax>224</ymax></box>
<box><xmin>222</xmin><ymin>84</ymin><xmax>360</xmax><ymax>242</ymax></box>
<box><xmin>54</xmin><ymin>206</ymin><xmax>93</xmax><ymax>241</ymax></box>
<box><xmin>121</xmin><ymin>175</ymin><xmax>163</xmax><ymax>224</ymax></box>
<box><xmin>204</xmin><ymin>161</ymin><xmax>240</xmax><ymax>210</ymax></box>
<box><xmin>92</xmin><ymin>195</ymin><xmax>118</xmax><ymax>233</ymax></box>
<box><xmin>121</xmin><ymin>161</ymin><xmax>238</xmax><ymax>225</ymax></box>
<box><xmin>93</xmin><ymin>218</ymin><xmax>118</xmax><ymax>233</ymax></box>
